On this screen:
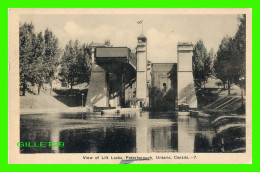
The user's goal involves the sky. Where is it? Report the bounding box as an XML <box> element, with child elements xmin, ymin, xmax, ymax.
<box><xmin>20</xmin><ymin>14</ymin><xmax>239</xmax><ymax>63</ymax></box>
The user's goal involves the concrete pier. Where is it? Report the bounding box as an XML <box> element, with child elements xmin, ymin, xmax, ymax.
<box><xmin>177</xmin><ymin>42</ymin><xmax>198</xmax><ymax>109</ymax></box>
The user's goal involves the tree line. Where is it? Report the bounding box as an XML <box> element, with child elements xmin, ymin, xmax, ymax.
<box><xmin>214</xmin><ymin>14</ymin><xmax>246</xmax><ymax>94</ymax></box>
<box><xmin>19</xmin><ymin>22</ymin><xmax>92</xmax><ymax>96</ymax></box>
<box><xmin>20</xmin><ymin>14</ymin><xmax>246</xmax><ymax>96</ymax></box>
<box><xmin>192</xmin><ymin>14</ymin><xmax>246</xmax><ymax>95</ymax></box>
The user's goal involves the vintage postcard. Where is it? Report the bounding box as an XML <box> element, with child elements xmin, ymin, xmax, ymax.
<box><xmin>8</xmin><ymin>8</ymin><xmax>252</xmax><ymax>164</ymax></box>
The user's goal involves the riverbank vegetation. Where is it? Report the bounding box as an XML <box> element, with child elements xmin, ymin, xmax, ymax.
<box><xmin>19</xmin><ymin>22</ymin><xmax>94</xmax><ymax>96</ymax></box>
<box><xmin>192</xmin><ymin>15</ymin><xmax>246</xmax><ymax>153</ymax></box>
<box><xmin>194</xmin><ymin>14</ymin><xmax>246</xmax><ymax>113</ymax></box>
<box><xmin>19</xmin><ymin>23</ymin><xmax>61</xmax><ymax>96</ymax></box>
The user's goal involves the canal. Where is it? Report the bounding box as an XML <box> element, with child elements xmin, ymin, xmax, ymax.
<box><xmin>20</xmin><ymin>111</ymin><xmax>242</xmax><ymax>153</ymax></box>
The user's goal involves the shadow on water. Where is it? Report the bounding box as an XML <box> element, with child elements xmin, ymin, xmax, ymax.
<box><xmin>20</xmin><ymin>111</ymin><xmax>245</xmax><ymax>153</ymax></box>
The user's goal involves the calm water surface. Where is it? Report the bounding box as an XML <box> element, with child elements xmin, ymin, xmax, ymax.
<box><xmin>20</xmin><ymin>112</ymin><xmax>224</xmax><ymax>153</ymax></box>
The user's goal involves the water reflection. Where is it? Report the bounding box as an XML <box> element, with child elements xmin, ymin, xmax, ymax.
<box><xmin>20</xmin><ymin>111</ymin><xmax>222</xmax><ymax>153</ymax></box>
<box><xmin>177</xmin><ymin>116</ymin><xmax>215</xmax><ymax>152</ymax></box>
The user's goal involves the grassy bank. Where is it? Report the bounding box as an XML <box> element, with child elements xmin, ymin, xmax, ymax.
<box><xmin>52</xmin><ymin>88</ymin><xmax>88</xmax><ymax>107</ymax></box>
<box><xmin>20</xmin><ymin>86</ymin><xmax>88</xmax><ymax>109</ymax></box>
<box><xmin>194</xmin><ymin>84</ymin><xmax>246</xmax><ymax>153</ymax></box>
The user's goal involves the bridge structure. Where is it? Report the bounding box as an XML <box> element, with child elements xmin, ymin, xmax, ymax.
<box><xmin>86</xmin><ymin>46</ymin><xmax>138</xmax><ymax>110</ymax></box>
<box><xmin>86</xmin><ymin>35</ymin><xmax>198</xmax><ymax>111</ymax></box>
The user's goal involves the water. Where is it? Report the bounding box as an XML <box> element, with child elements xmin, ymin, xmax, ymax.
<box><xmin>20</xmin><ymin>111</ymin><xmax>240</xmax><ymax>153</ymax></box>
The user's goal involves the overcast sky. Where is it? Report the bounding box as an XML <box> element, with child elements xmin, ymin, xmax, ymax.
<box><xmin>20</xmin><ymin>14</ymin><xmax>239</xmax><ymax>63</ymax></box>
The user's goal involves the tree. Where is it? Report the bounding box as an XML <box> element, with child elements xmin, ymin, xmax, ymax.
<box><xmin>215</xmin><ymin>81</ymin><xmax>223</xmax><ymax>88</ymax></box>
<box><xmin>19</xmin><ymin>22</ymin><xmax>37</xmax><ymax>95</ymax></box>
<box><xmin>214</xmin><ymin>36</ymin><xmax>234</xmax><ymax>94</ymax></box>
<box><xmin>192</xmin><ymin>40</ymin><xmax>212</xmax><ymax>88</ymax></box>
<box><xmin>208</xmin><ymin>49</ymin><xmax>216</xmax><ymax>67</ymax></box>
<box><xmin>42</xmin><ymin>29</ymin><xmax>61</xmax><ymax>85</ymax></box>
<box><xmin>214</xmin><ymin>14</ymin><xmax>246</xmax><ymax>95</ymax></box>
<box><xmin>233</xmin><ymin>14</ymin><xmax>246</xmax><ymax>89</ymax></box>
<box><xmin>33</xmin><ymin>29</ymin><xmax>61</xmax><ymax>92</ymax></box>
<box><xmin>30</xmin><ymin>31</ymin><xmax>45</xmax><ymax>92</ymax></box>
<box><xmin>214</xmin><ymin>37</ymin><xmax>227</xmax><ymax>90</ymax></box>
<box><xmin>19</xmin><ymin>23</ymin><xmax>60</xmax><ymax>95</ymax></box>
<box><xmin>59</xmin><ymin>40</ymin><xmax>92</xmax><ymax>89</ymax></box>
<box><xmin>104</xmin><ymin>40</ymin><xmax>112</xmax><ymax>47</ymax></box>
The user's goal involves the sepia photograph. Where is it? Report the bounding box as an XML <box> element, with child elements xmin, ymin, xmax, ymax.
<box><xmin>8</xmin><ymin>8</ymin><xmax>252</xmax><ymax>164</ymax></box>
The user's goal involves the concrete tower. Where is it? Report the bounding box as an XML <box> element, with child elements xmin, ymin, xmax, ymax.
<box><xmin>177</xmin><ymin>42</ymin><xmax>197</xmax><ymax>109</ymax></box>
<box><xmin>86</xmin><ymin>45</ymin><xmax>109</xmax><ymax>111</ymax></box>
<box><xmin>136</xmin><ymin>34</ymin><xmax>148</xmax><ymax>107</ymax></box>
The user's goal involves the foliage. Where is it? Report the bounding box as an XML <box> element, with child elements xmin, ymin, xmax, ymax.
<box><xmin>214</xmin><ymin>14</ymin><xmax>246</xmax><ymax>94</ymax></box>
<box><xmin>19</xmin><ymin>22</ymin><xmax>36</xmax><ymax>92</ymax></box>
<box><xmin>19</xmin><ymin>23</ymin><xmax>60</xmax><ymax>95</ymax></box>
<box><xmin>149</xmin><ymin>65</ymin><xmax>177</xmax><ymax>111</ymax></box>
<box><xmin>52</xmin><ymin>89</ymin><xmax>88</xmax><ymax>107</ymax></box>
<box><xmin>192</xmin><ymin>40</ymin><xmax>213</xmax><ymax>88</ymax></box>
<box><xmin>42</xmin><ymin>29</ymin><xmax>61</xmax><ymax>82</ymax></box>
<box><xmin>59</xmin><ymin>40</ymin><xmax>92</xmax><ymax>89</ymax></box>
<box><xmin>104</xmin><ymin>40</ymin><xmax>112</xmax><ymax>47</ymax></box>
<box><xmin>233</xmin><ymin>14</ymin><xmax>246</xmax><ymax>87</ymax></box>
<box><xmin>149</xmin><ymin>87</ymin><xmax>176</xmax><ymax>111</ymax></box>
<box><xmin>196</xmin><ymin>88</ymin><xmax>219</xmax><ymax>108</ymax></box>
<box><xmin>214</xmin><ymin>36</ymin><xmax>232</xmax><ymax>90</ymax></box>
<box><xmin>215</xmin><ymin>81</ymin><xmax>223</xmax><ymax>88</ymax></box>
